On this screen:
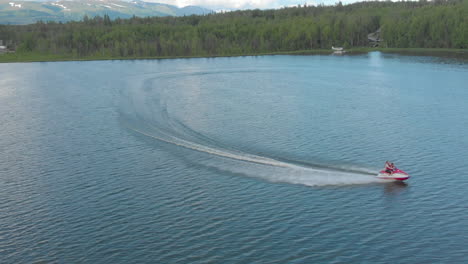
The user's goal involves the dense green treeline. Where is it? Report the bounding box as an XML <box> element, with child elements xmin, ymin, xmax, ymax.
<box><xmin>0</xmin><ymin>0</ymin><xmax>467</xmax><ymax>59</ymax></box>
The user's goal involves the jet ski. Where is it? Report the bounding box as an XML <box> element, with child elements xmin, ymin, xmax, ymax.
<box><xmin>376</xmin><ymin>168</ymin><xmax>410</xmax><ymax>181</ymax></box>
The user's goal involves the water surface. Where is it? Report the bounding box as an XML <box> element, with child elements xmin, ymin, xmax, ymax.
<box><xmin>1</xmin><ymin>52</ymin><xmax>468</xmax><ymax>263</ymax></box>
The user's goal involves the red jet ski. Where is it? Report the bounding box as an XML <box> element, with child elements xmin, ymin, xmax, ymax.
<box><xmin>377</xmin><ymin>168</ymin><xmax>410</xmax><ymax>181</ymax></box>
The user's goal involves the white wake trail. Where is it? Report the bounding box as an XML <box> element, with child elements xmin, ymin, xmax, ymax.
<box><xmin>124</xmin><ymin>122</ymin><xmax>382</xmax><ymax>187</ymax></box>
<box><xmin>121</xmin><ymin>72</ymin><xmax>383</xmax><ymax>187</ymax></box>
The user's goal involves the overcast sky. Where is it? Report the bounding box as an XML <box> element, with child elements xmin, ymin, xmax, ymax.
<box><xmin>145</xmin><ymin>0</ymin><xmax>344</xmax><ymax>10</ymax></box>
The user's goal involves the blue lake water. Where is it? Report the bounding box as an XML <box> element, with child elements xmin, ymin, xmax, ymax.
<box><xmin>1</xmin><ymin>52</ymin><xmax>468</xmax><ymax>263</ymax></box>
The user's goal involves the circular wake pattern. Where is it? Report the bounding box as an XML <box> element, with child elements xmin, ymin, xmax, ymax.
<box><xmin>120</xmin><ymin>68</ymin><xmax>382</xmax><ymax>187</ymax></box>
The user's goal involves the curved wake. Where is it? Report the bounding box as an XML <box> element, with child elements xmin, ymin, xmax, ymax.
<box><xmin>120</xmin><ymin>70</ymin><xmax>383</xmax><ymax>187</ymax></box>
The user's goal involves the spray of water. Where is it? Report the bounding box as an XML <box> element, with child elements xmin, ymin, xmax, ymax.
<box><xmin>120</xmin><ymin>73</ymin><xmax>383</xmax><ymax>187</ymax></box>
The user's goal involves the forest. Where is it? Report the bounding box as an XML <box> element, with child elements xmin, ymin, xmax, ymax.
<box><xmin>0</xmin><ymin>0</ymin><xmax>467</xmax><ymax>59</ymax></box>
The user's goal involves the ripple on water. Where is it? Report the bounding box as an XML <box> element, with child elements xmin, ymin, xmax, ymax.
<box><xmin>1</xmin><ymin>56</ymin><xmax>468</xmax><ymax>263</ymax></box>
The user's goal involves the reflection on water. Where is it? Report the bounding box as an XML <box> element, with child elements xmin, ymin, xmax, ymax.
<box><xmin>383</xmin><ymin>181</ymin><xmax>408</xmax><ymax>195</ymax></box>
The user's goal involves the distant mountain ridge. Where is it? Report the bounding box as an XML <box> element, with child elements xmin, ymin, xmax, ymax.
<box><xmin>0</xmin><ymin>0</ymin><xmax>212</xmax><ymax>24</ymax></box>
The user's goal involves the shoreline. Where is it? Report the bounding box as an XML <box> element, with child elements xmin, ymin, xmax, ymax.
<box><xmin>1</xmin><ymin>48</ymin><xmax>467</xmax><ymax>63</ymax></box>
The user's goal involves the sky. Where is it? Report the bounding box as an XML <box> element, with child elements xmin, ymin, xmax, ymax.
<box><xmin>144</xmin><ymin>0</ymin><xmax>343</xmax><ymax>10</ymax></box>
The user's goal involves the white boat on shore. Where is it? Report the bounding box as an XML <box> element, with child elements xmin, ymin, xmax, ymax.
<box><xmin>331</xmin><ymin>46</ymin><xmax>345</xmax><ymax>54</ymax></box>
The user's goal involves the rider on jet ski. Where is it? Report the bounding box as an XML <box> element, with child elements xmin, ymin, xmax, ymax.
<box><xmin>384</xmin><ymin>161</ymin><xmax>395</xmax><ymax>174</ymax></box>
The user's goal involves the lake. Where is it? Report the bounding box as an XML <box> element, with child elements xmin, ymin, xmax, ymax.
<box><xmin>1</xmin><ymin>52</ymin><xmax>468</xmax><ymax>263</ymax></box>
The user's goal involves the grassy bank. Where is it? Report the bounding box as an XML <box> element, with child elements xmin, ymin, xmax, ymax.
<box><xmin>1</xmin><ymin>48</ymin><xmax>467</xmax><ymax>63</ymax></box>
<box><xmin>372</xmin><ymin>47</ymin><xmax>468</xmax><ymax>57</ymax></box>
<box><xmin>0</xmin><ymin>49</ymin><xmax>332</xmax><ymax>63</ymax></box>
